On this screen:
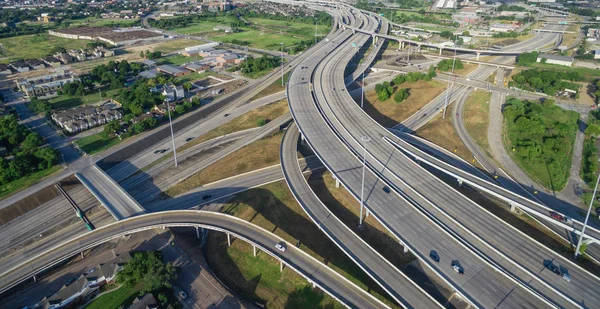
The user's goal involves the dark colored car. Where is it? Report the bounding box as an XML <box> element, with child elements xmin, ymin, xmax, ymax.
<box><xmin>383</xmin><ymin>186</ymin><xmax>391</xmax><ymax>194</ymax></box>
<box><xmin>545</xmin><ymin>261</ymin><xmax>561</xmax><ymax>275</ymax></box>
<box><xmin>154</xmin><ymin>150</ymin><xmax>161</xmax><ymax>154</ymax></box>
<box><xmin>429</xmin><ymin>251</ymin><xmax>440</xmax><ymax>263</ymax></box>
<box><xmin>224</xmin><ymin>113</ymin><xmax>230</xmax><ymax>117</ymax></box>
<box><xmin>185</xmin><ymin>137</ymin><xmax>193</xmax><ymax>142</ymax></box>
<box><xmin>202</xmin><ymin>194</ymin><xmax>212</xmax><ymax>200</ymax></box>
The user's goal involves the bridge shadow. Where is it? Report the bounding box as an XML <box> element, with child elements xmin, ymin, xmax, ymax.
<box><xmin>306</xmin><ymin>169</ymin><xmax>457</xmax><ymax>307</ymax></box>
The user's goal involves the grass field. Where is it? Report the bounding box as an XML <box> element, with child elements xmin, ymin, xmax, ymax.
<box><xmin>66</xmin><ymin>17</ymin><xmax>140</xmax><ymax>27</ymax></box>
<box><xmin>249</xmin><ymin>72</ymin><xmax>289</xmax><ymax>100</ymax></box>
<box><xmin>166</xmin><ymin>133</ymin><xmax>283</xmax><ymax>197</ymax></box>
<box><xmin>48</xmin><ymin>88</ymin><xmax>120</xmax><ymax>110</ymax></box>
<box><xmin>206</xmin><ymin>180</ymin><xmax>399</xmax><ymax>308</ymax></box>
<box><xmin>526</xmin><ymin>62</ymin><xmax>600</xmax><ymax>81</ymax></box>
<box><xmin>0</xmin><ymin>165</ymin><xmax>62</xmax><ymax>199</ymax></box>
<box><xmin>84</xmin><ymin>284</ymin><xmax>142</xmax><ymax>309</ymax></box>
<box><xmin>180</xmin><ymin>99</ymin><xmax>288</xmax><ymax>151</ymax></box>
<box><xmin>171</xmin><ymin>17</ymin><xmax>240</xmax><ymax>35</ymax></box>
<box><xmin>211</xmin><ymin>29</ymin><xmax>305</xmax><ymax>51</ymax></box>
<box><xmin>0</xmin><ymin>34</ymin><xmax>90</xmax><ymax>63</ymax></box>
<box><xmin>76</xmin><ymin>133</ymin><xmax>122</xmax><ymax>155</ymax></box>
<box><xmin>463</xmin><ymin>90</ymin><xmax>492</xmax><ymax>157</ymax></box>
<box><xmin>158</xmin><ymin>54</ymin><xmax>194</xmax><ymax>66</ymax></box>
<box><xmin>364</xmin><ymin>80</ymin><xmax>445</xmax><ymax>128</ymax></box>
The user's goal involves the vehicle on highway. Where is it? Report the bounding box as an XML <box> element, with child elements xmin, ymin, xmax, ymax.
<box><xmin>224</xmin><ymin>113</ymin><xmax>230</xmax><ymax>117</ymax></box>
<box><xmin>65</xmin><ymin>277</ymin><xmax>77</xmax><ymax>285</ymax></box>
<box><xmin>86</xmin><ymin>267</ymin><xmax>97</xmax><ymax>274</ymax></box>
<box><xmin>562</xmin><ymin>272</ymin><xmax>572</xmax><ymax>283</ymax></box>
<box><xmin>549</xmin><ymin>211</ymin><xmax>564</xmax><ymax>221</ymax></box>
<box><xmin>202</xmin><ymin>194</ymin><xmax>212</xmax><ymax>200</ymax></box>
<box><xmin>179</xmin><ymin>291</ymin><xmax>188</xmax><ymax>299</ymax></box>
<box><xmin>452</xmin><ymin>264</ymin><xmax>463</xmax><ymax>275</ymax></box>
<box><xmin>154</xmin><ymin>150</ymin><xmax>161</xmax><ymax>154</ymax></box>
<box><xmin>544</xmin><ymin>260</ymin><xmax>561</xmax><ymax>275</ymax></box>
<box><xmin>429</xmin><ymin>251</ymin><xmax>440</xmax><ymax>263</ymax></box>
<box><xmin>185</xmin><ymin>137</ymin><xmax>193</xmax><ymax>142</ymax></box>
<box><xmin>382</xmin><ymin>186</ymin><xmax>391</xmax><ymax>193</ymax></box>
<box><xmin>275</xmin><ymin>242</ymin><xmax>286</xmax><ymax>252</ymax></box>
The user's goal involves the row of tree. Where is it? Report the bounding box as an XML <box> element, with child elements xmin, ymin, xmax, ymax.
<box><xmin>240</xmin><ymin>55</ymin><xmax>282</xmax><ymax>76</ymax></box>
<box><xmin>375</xmin><ymin>69</ymin><xmax>436</xmax><ymax>102</ymax></box>
<box><xmin>509</xmin><ymin>69</ymin><xmax>582</xmax><ymax>96</ymax></box>
<box><xmin>437</xmin><ymin>59</ymin><xmax>464</xmax><ymax>72</ymax></box>
<box><xmin>89</xmin><ymin>60</ymin><xmax>145</xmax><ymax>90</ymax></box>
<box><xmin>0</xmin><ymin>115</ymin><xmax>59</xmax><ymax>185</ymax></box>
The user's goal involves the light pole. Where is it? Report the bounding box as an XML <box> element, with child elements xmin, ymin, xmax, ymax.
<box><xmin>280</xmin><ymin>42</ymin><xmax>284</xmax><ymax>87</ymax></box>
<box><xmin>166</xmin><ymin>100</ymin><xmax>178</xmax><ymax>167</ymax></box>
<box><xmin>443</xmin><ymin>39</ymin><xmax>458</xmax><ymax>119</ymax></box>
<box><xmin>574</xmin><ymin>159</ymin><xmax>600</xmax><ymax>259</ymax></box>
<box><xmin>359</xmin><ymin>136</ymin><xmax>370</xmax><ymax>229</ymax></box>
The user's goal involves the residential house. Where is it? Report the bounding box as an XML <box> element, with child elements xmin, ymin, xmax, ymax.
<box><xmin>129</xmin><ymin>293</ymin><xmax>158</xmax><ymax>309</ymax></box>
<box><xmin>26</xmin><ymin>59</ymin><xmax>46</xmax><ymax>70</ymax></box>
<box><xmin>19</xmin><ymin>72</ymin><xmax>79</xmax><ymax>98</ymax></box>
<box><xmin>0</xmin><ymin>64</ymin><xmax>11</xmax><ymax>75</ymax></box>
<box><xmin>55</xmin><ymin>53</ymin><xmax>74</xmax><ymax>64</ymax></box>
<box><xmin>52</xmin><ymin>104</ymin><xmax>123</xmax><ymax>134</ymax></box>
<box><xmin>184</xmin><ymin>62</ymin><xmax>210</xmax><ymax>73</ymax></box>
<box><xmin>43</xmin><ymin>56</ymin><xmax>63</xmax><ymax>68</ymax></box>
<box><xmin>10</xmin><ymin>60</ymin><xmax>29</xmax><ymax>73</ymax></box>
<box><xmin>216</xmin><ymin>54</ymin><xmax>239</xmax><ymax>66</ymax></box>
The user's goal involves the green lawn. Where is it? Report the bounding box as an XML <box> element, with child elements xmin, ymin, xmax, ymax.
<box><xmin>76</xmin><ymin>133</ymin><xmax>122</xmax><ymax>155</ymax></box>
<box><xmin>48</xmin><ymin>88</ymin><xmax>120</xmax><ymax>110</ymax></box>
<box><xmin>527</xmin><ymin>62</ymin><xmax>600</xmax><ymax>81</ymax></box>
<box><xmin>211</xmin><ymin>28</ymin><xmax>306</xmax><ymax>51</ymax></box>
<box><xmin>0</xmin><ymin>34</ymin><xmax>91</xmax><ymax>64</ymax></box>
<box><xmin>175</xmin><ymin>71</ymin><xmax>213</xmax><ymax>84</ymax></box>
<box><xmin>246</xmin><ymin>18</ymin><xmax>330</xmax><ymax>37</ymax></box>
<box><xmin>157</xmin><ymin>54</ymin><xmax>194</xmax><ymax>66</ymax></box>
<box><xmin>504</xmin><ymin>99</ymin><xmax>579</xmax><ymax>191</ymax></box>
<box><xmin>172</xmin><ymin>17</ymin><xmax>238</xmax><ymax>35</ymax></box>
<box><xmin>0</xmin><ymin>165</ymin><xmax>62</xmax><ymax>199</ymax></box>
<box><xmin>65</xmin><ymin>17</ymin><xmax>140</xmax><ymax>27</ymax></box>
<box><xmin>84</xmin><ymin>284</ymin><xmax>141</xmax><ymax>309</ymax></box>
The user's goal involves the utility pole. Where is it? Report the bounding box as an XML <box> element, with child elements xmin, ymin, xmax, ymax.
<box><xmin>574</xmin><ymin>159</ymin><xmax>600</xmax><ymax>259</ymax></box>
<box><xmin>359</xmin><ymin>136</ymin><xmax>370</xmax><ymax>229</ymax></box>
<box><xmin>166</xmin><ymin>100</ymin><xmax>178</xmax><ymax>167</ymax></box>
<box><xmin>280</xmin><ymin>42</ymin><xmax>284</xmax><ymax>86</ymax></box>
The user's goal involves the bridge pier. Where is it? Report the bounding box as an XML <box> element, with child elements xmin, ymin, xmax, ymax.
<box><xmin>404</xmin><ymin>245</ymin><xmax>409</xmax><ymax>253</ymax></box>
<box><xmin>509</xmin><ymin>203</ymin><xmax>517</xmax><ymax>212</ymax></box>
<box><xmin>417</xmin><ymin>44</ymin><xmax>421</xmax><ymax>52</ymax></box>
<box><xmin>476</xmin><ymin>52</ymin><xmax>481</xmax><ymax>61</ymax></box>
<box><xmin>439</xmin><ymin>47</ymin><xmax>442</xmax><ymax>55</ymax></box>
<box><xmin>300</xmin><ymin>133</ymin><xmax>305</xmax><ymax>145</ymax></box>
<box><xmin>196</xmin><ymin>226</ymin><xmax>200</xmax><ymax>239</ymax></box>
<box><xmin>400</xmin><ymin>40</ymin><xmax>404</xmax><ymax>49</ymax></box>
<box><xmin>81</xmin><ymin>252</ymin><xmax>84</xmax><ymax>259</ymax></box>
<box><xmin>253</xmin><ymin>245</ymin><xmax>257</xmax><ymax>257</ymax></box>
<box><xmin>33</xmin><ymin>275</ymin><xmax>36</xmax><ymax>283</ymax></box>
<box><xmin>227</xmin><ymin>233</ymin><xmax>231</xmax><ymax>247</ymax></box>
<box><xmin>457</xmin><ymin>179</ymin><xmax>463</xmax><ymax>187</ymax></box>
<box><xmin>280</xmin><ymin>260</ymin><xmax>284</xmax><ymax>272</ymax></box>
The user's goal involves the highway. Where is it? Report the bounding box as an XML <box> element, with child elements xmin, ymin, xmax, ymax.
<box><xmin>288</xmin><ymin>5</ymin><xmax>600</xmax><ymax>308</ymax></box>
<box><xmin>280</xmin><ymin>123</ymin><xmax>442</xmax><ymax>308</ymax></box>
<box><xmin>0</xmin><ymin>211</ymin><xmax>389</xmax><ymax>309</ymax></box>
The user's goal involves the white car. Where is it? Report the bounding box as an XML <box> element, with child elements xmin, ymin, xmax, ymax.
<box><xmin>179</xmin><ymin>291</ymin><xmax>187</xmax><ymax>299</ymax></box>
<box><xmin>275</xmin><ymin>242</ymin><xmax>286</xmax><ymax>252</ymax></box>
<box><xmin>453</xmin><ymin>265</ymin><xmax>464</xmax><ymax>275</ymax></box>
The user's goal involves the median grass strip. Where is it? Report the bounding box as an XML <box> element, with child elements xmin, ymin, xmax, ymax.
<box><xmin>364</xmin><ymin>80</ymin><xmax>445</xmax><ymax>128</ymax></box>
<box><xmin>48</xmin><ymin>88</ymin><xmax>120</xmax><ymax>110</ymax></box>
<box><xmin>249</xmin><ymin>72</ymin><xmax>290</xmax><ymax>101</ymax></box>
<box><xmin>166</xmin><ymin>133</ymin><xmax>282</xmax><ymax>197</ymax></box>
<box><xmin>179</xmin><ymin>99</ymin><xmax>288</xmax><ymax>152</ymax></box>
<box><xmin>463</xmin><ymin>90</ymin><xmax>492</xmax><ymax>157</ymax></box>
<box><xmin>76</xmin><ymin>133</ymin><xmax>122</xmax><ymax>155</ymax></box>
<box><xmin>206</xmin><ymin>180</ymin><xmax>399</xmax><ymax>308</ymax></box>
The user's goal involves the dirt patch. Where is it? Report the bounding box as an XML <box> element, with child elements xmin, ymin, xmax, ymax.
<box><xmin>417</xmin><ymin>113</ymin><xmax>482</xmax><ymax>168</ymax></box>
<box><xmin>364</xmin><ymin>80</ymin><xmax>445</xmax><ymax>128</ymax></box>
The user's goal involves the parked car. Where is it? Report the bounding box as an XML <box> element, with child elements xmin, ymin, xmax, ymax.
<box><xmin>275</xmin><ymin>242</ymin><xmax>286</xmax><ymax>252</ymax></box>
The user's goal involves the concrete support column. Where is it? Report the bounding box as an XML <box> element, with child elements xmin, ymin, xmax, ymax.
<box><xmin>301</xmin><ymin>133</ymin><xmax>305</xmax><ymax>145</ymax></box>
<box><xmin>227</xmin><ymin>233</ymin><xmax>231</xmax><ymax>247</ymax></box>
<box><xmin>400</xmin><ymin>41</ymin><xmax>404</xmax><ymax>49</ymax></box>
<box><xmin>81</xmin><ymin>252</ymin><xmax>84</xmax><ymax>259</ymax></box>
<box><xmin>280</xmin><ymin>260</ymin><xmax>284</xmax><ymax>272</ymax></box>
<box><xmin>196</xmin><ymin>226</ymin><xmax>200</xmax><ymax>239</ymax></box>
<box><xmin>404</xmin><ymin>245</ymin><xmax>409</xmax><ymax>253</ymax></box>
<box><xmin>417</xmin><ymin>44</ymin><xmax>421</xmax><ymax>52</ymax></box>
<box><xmin>510</xmin><ymin>203</ymin><xmax>516</xmax><ymax>212</ymax></box>
<box><xmin>476</xmin><ymin>52</ymin><xmax>481</xmax><ymax>61</ymax></box>
<box><xmin>33</xmin><ymin>275</ymin><xmax>36</xmax><ymax>283</ymax></box>
<box><xmin>439</xmin><ymin>47</ymin><xmax>442</xmax><ymax>55</ymax></box>
<box><xmin>335</xmin><ymin>177</ymin><xmax>340</xmax><ymax>188</ymax></box>
<box><xmin>457</xmin><ymin>179</ymin><xmax>463</xmax><ymax>187</ymax></box>
<box><xmin>253</xmin><ymin>245</ymin><xmax>257</xmax><ymax>257</ymax></box>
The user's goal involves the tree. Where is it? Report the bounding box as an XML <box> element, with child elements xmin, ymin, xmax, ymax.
<box><xmin>256</xmin><ymin>118</ymin><xmax>268</xmax><ymax>126</ymax></box>
<box><xmin>103</xmin><ymin>120</ymin><xmax>120</xmax><ymax>138</ymax></box>
<box><xmin>116</xmin><ymin>251</ymin><xmax>177</xmax><ymax>293</ymax></box>
<box><xmin>585</xmin><ymin>123</ymin><xmax>600</xmax><ymax>136</ymax></box>
<box><xmin>34</xmin><ymin>147</ymin><xmax>58</xmax><ymax>169</ymax></box>
<box><xmin>183</xmin><ymin>81</ymin><xmax>193</xmax><ymax>91</ymax></box>
<box><xmin>394</xmin><ymin>88</ymin><xmax>410</xmax><ymax>103</ymax></box>
<box><xmin>140</xmin><ymin>50</ymin><xmax>145</xmax><ymax>59</ymax></box>
<box><xmin>21</xmin><ymin>132</ymin><xmax>43</xmax><ymax>152</ymax></box>
<box><xmin>462</xmin><ymin>31</ymin><xmax>470</xmax><ymax>36</ymax></box>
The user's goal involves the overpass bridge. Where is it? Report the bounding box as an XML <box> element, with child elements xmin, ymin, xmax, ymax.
<box><xmin>0</xmin><ymin>211</ymin><xmax>388</xmax><ymax>309</ymax></box>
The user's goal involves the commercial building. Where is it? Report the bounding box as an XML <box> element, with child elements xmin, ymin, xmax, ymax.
<box><xmin>536</xmin><ymin>53</ymin><xmax>574</xmax><ymax>67</ymax></box>
<box><xmin>489</xmin><ymin>23</ymin><xmax>519</xmax><ymax>32</ymax></box>
<box><xmin>156</xmin><ymin>64</ymin><xmax>191</xmax><ymax>77</ymax></box>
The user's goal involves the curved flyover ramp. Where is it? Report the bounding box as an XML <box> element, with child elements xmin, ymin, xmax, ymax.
<box><xmin>280</xmin><ymin>123</ymin><xmax>442</xmax><ymax>309</ymax></box>
<box><xmin>0</xmin><ymin>211</ymin><xmax>389</xmax><ymax>309</ymax></box>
